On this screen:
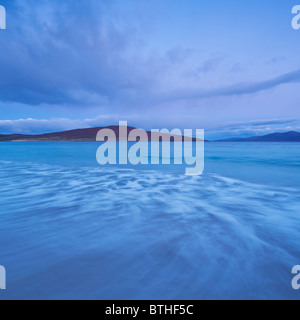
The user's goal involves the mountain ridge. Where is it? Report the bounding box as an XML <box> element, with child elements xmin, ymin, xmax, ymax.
<box><xmin>217</xmin><ymin>131</ymin><xmax>300</xmax><ymax>142</ymax></box>
<box><xmin>0</xmin><ymin>126</ymin><xmax>200</xmax><ymax>142</ymax></box>
<box><xmin>1</xmin><ymin>128</ymin><xmax>299</xmax><ymax>142</ymax></box>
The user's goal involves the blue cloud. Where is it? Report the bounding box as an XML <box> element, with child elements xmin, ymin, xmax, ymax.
<box><xmin>164</xmin><ymin>69</ymin><xmax>300</xmax><ymax>102</ymax></box>
<box><xmin>0</xmin><ymin>0</ymin><xmax>148</xmax><ymax>106</ymax></box>
<box><xmin>0</xmin><ymin>0</ymin><xmax>300</xmax><ymax>135</ymax></box>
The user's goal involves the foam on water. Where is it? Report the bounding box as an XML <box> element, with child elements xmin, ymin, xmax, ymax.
<box><xmin>0</xmin><ymin>156</ymin><xmax>300</xmax><ymax>300</ymax></box>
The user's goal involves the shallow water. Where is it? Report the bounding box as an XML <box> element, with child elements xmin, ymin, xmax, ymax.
<box><xmin>0</xmin><ymin>142</ymin><xmax>300</xmax><ymax>300</ymax></box>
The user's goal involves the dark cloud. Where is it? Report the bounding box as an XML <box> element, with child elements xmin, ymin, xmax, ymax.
<box><xmin>1</xmin><ymin>0</ymin><xmax>300</xmax><ymax>110</ymax></box>
<box><xmin>0</xmin><ymin>0</ymin><xmax>153</xmax><ymax>106</ymax></box>
<box><xmin>0</xmin><ymin>0</ymin><xmax>300</xmax><ymax>137</ymax></box>
<box><xmin>196</xmin><ymin>57</ymin><xmax>222</xmax><ymax>74</ymax></box>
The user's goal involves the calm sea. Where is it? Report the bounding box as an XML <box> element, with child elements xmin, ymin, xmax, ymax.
<box><xmin>0</xmin><ymin>142</ymin><xmax>300</xmax><ymax>300</ymax></box>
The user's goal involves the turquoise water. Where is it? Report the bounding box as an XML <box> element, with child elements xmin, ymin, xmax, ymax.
<box><xmin>0</xmin><ymin>142</ymin><xmax>300</xmax><ymax>300</ymax></box>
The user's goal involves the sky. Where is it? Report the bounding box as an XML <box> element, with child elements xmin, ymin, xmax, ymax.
<box><xmin>0</xmin><ymin>0</ymin><xmax>300</xmax><ymax>139</ymax></box>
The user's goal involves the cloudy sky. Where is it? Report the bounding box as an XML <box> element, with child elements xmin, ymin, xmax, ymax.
<box><xmin>0</xmin><ymin>0</ymin><xmax>300</xmax><ymax>139</ymax></box>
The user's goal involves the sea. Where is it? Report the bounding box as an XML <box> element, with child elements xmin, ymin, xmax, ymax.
<box><xmin>0</xmin><ymin>141</ymin><xmax>300</xmax><ymax>300</ymax></box>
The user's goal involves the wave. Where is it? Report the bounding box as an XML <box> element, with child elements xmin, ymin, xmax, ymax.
<box><xmin>0</xmin><ymin>161</ymin><xmax>300</xmax><ymax>299</ymax></box>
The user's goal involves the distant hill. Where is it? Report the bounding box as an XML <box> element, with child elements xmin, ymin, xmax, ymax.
<box><xmin>0</xmin><ymin>126</ymin><xmax>200</xmax><ymax>142</ymax></box>
<box><xmin>218</xmin><ymin>131</ymin><xmax>300</xmax><ymax>142</ymax></box>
